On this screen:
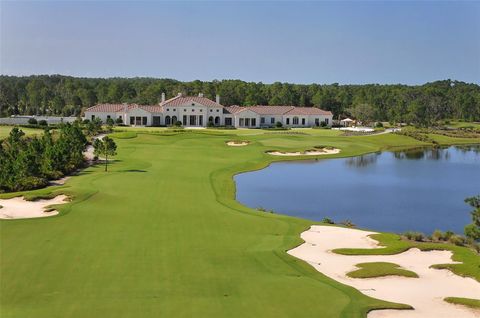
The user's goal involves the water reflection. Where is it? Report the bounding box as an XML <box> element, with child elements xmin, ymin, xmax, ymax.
<box><xmin>345</xmin><ymin>152</ymin><xmax>380</xmax><ymax>168</ymax></box>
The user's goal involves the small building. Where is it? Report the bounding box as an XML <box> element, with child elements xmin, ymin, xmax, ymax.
<box><xmin>340</xmin><ymin>118</ymin><xmax>354</xmax><ymax>127</ymax></box>
<box><xmin>84</xmin><ymin>93</ymin><xmax>333</xmax><ymax>128</ymax></box>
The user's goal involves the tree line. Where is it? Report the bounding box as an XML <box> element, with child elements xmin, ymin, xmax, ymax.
<box><xmin>1</xmin><ymin>75</ymin><xmax>480</xmax><ymax>126</ymax></box>
<box><xmin>0</xmin><ymin>124</ymin><xmax>87</xmax><ymax>192</ymax></box>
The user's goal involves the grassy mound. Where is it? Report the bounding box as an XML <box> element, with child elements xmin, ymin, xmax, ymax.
<box><xmin>347</xmin><ymin>262</ymin><xmax>418</xmax><ymax>279</ymax></box>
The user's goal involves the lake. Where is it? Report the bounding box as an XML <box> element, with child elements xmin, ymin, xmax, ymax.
<box><xmin>235</xmin><ymin>145</ymin><xmax>480</xmax><ymax>234</ymax></box>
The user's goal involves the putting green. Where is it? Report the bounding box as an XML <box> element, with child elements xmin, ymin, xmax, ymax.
<box><xmin>0</xmin><ymin>129</ymin><xmax>476</xmax><ymax>318</ymax></box>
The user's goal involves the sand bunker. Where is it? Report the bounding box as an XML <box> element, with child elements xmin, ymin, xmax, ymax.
<box><xmin>267</xmin><ymin>147</ymin><xmax>340</xmax><ymax>156</ymax></box>
<box><xmin>288</xmin><ymin>226</ymin><xmax>480</xmax><ymax>318</ymax></box>
<box><xmin>226</xmin><ymin>141</ymin><xmax>250</xmax><ymax>147</ymax></box>
<box><xmin>0</xmin><ymin>195</ymin><xmax>68</xmax><ymax>219</ymax></box>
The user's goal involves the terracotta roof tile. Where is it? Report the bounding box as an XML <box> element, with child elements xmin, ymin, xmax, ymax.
<box><xmin>160</xmin><ymin>95</ymin><xmax>223</xmax><ymax>108</ymax></box>
<box><xmin>285</xmin><ymin>107</ymin><xmax>333</xmax><ymax>116</ymax></box>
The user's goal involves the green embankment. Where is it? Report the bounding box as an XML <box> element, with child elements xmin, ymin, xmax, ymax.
<box><xmin>444</xmin><ymin>297</ymin><xmax>480</xmax><ymax>309</ymax></box>
<box><xmin>347</xmin><ymin>262</ymin><xmax>418</xmax><ymax>279</ymax></box>
<box><xmin>1</xmin><ymin>127</ymin><xmax>478</xmax><ymax>318</ymax></box>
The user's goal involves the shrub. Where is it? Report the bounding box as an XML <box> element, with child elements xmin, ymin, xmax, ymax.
<box><xmin>448</xmin><ymin>234</ymin><xmax>466</xmax><ymax>246</ymax></box>
<box><xmin>207</xmin><ymin>121</ymin><xmax>214</xmax><ymax>128</ymax></box>
<box><xmin>115</xmin><ymin>117</ymin><xmax>123</xmax><ymax>125</ymax></box>
<box><xmin>403</xmin><ymin>231</ymin><xmax>425</xmax><ymax>242</ymax></box>
<box><xmin>321</xmin><ymin>217</ymin><xmax>334</xmax><ymax>224</ymax></box>
<box><xmin>174</xmin><ymin>121</ymin><xmax>182</xmax><ymax>127</ymax></box>
<box><xmin>320</xmin><ymin>121</ymin><xmax>327</xmax><ymax>127</ymax></box>
<box><xmin>432</xmin><ymin>229</ymin><xmax>445</xmax><ymax>241</ymax></box>
<box><xmin>340</xmin><ymin>220</ymin><xmax>355</xmax><ymax>227</ymax></box>
<box><xmin>28</xmin><ymin>118</ymin><xmax>38</xmax><ymax>125</ymax></box>
<box><xmin>106</xmin><ymin>118</ymin><xmax>115</xmax><ymax>126</ymax></box>
<box><xmin>375</xmin><ymin>122</ymin><xmax>384</xmax><ymax>128</ymax></box>
<box><xmin>38</xmin><ymin>120</ymin><xmax>48</xmax><ymax>126</ymax></box>
<box><xmin>83</xmin><ymin>119</ymin><xmax>90</xmax><ymax>125</ymax></box>
<box><xmin>275</xmin><ymin>121</ymin><xmax>283</xmax><ymax>128</ymax></box>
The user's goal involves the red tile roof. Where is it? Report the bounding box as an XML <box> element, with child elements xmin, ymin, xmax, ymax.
<box><xmin>85</xmin><ymin>104</ymin><xmax>132</xmax><ymax>112</ymax></box>
<box><xmin>285</xmin><ymin>107</ymin><xmax>333</xmax><ymax>116</ymax></box>
<box><xmin>224</xmin><ymin>106</ymin><xmax>247</xmax><ymax>114</ymax></box>
<box><xmin>160</xmin><ymin>95</ymin><xmax>223</xmax><ymax>108</ymax></box>
<box><xmin>248</xmin><ymin>106</ymin><xmax>295</xmax><ymax>115</ymax></box>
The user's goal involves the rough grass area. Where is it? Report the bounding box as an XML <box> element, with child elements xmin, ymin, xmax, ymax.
<box><xmin>444</xmin><ymin>297</ymin><xmax>480</xmax><ymax>309</ymax></box>
<box><xmin>109</xmin><ymin>131</ymin><xmax>137</xmax><ymax>139</ymax></box>
<box><xmin>347</xmin><ymin>262</ymin><xmax>418</xmax><ymax>279</ymax></box>
<box><xmin>1</xmin><ymin>128</ymin><xmax>478</xmax><ymax>318</ymax></box>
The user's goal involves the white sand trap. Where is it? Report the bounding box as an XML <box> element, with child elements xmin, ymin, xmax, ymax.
<box><xmin>288</xmin><ymin>226</ymin><xmax>480</xmax><ymax>318</ymax></box>
<box><xmin>226</xmin><ymin>141</ymin><xmax>249</xmax><ymax>146</ymax></box>
<box><xmin>267</xmin><ymin>148</ymin><xmax>340</xmax><ymax>156</ymax></box>
<box><xmin>0</xmin><ymin>195</ymin><xmax>68</xmax><ymax>219</ymax></box>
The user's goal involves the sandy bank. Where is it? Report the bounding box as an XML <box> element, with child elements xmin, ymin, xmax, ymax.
<box><xmin>0</xmin><ymin>195</ymin><xmax>68</xmax><ymax>219</ymax></box>
<box><xmin>226</xmin><ymin>141</ymin><xmax>249</xmax><ymax>146</ymax></box>
<box><xmin>267</xmin><ymin>148</ymin><xmax>340</xmax><ymax>156</ymax></box>
<box><xmin>288</xmin><ymin>225</ymin><xmax>480</xmax><ymax>318</ymax></box>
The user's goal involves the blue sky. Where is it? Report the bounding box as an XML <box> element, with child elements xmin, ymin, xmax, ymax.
<box><xmin>1</xmin><ymin>1</ymin><xmax>479</xmax><ymax>84</ymax></box>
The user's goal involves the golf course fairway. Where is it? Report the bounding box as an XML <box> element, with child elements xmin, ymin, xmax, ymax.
<box><xmin>1</xmin><ymin>128</ymin><xmax>478</xmax><ymax>318</ymax></box>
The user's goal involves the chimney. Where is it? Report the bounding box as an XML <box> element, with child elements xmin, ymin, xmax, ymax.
<box><xmin>216</xmin><ymin>94</ymin><xmax>220</xmax><ymax>104</ymax></box>
<box><xmin>198</xmin><ymin>93</ymin><xmax>204</xmax><ymax>97</ymax></box>
<box><xmin>161</xmin><ymin>92</ymin><xmax>166</xmax><ymax>103</ymax></box>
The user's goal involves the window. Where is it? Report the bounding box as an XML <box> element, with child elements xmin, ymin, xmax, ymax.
<box><xmin>183</xmin><ymin>115</ymin><xmax>187</xmax><ymax>125</ymax></box>
<box><xmin>130</xmin><ymin>117</ymin><xmax>135</xmax><ymax>125</ymax></box>
<box><xmin>251</xmin><ymin>118</ymin><xmax>256</xmax><ymax>126</ymax></box>
<box><xmin>315</xmin><ymin>118</ymin><xmax>320</xmax><ymax>126</ymax></box>
<box><xmin>172</xmin><ymin>116</ymin><xmax>177</xmax><ymax>123</ymax></box>
<box><xmin>214</xmin><ymin>116</ymin><xmax>220</xmax><ymax>125</ymax></box>
<box><xmin>189</xmin><ymin>115</ymin><xmax>196</xmax><ymax>125</ymax></box>
<box><xmin>199</xmin><ymin>115</ymin><xmax>203</xmax><ymax>126</ymax></box>
<box><xmin>165</xmin><ymin>116</ymin><xmax>171</xmax><ymax>126</ymax></box>
<box><xmin>271</xmin><ymin>117</ymin><xmax>275</xmax><ymax>124</ymax></box>
<box><xmin>142</xmin><ymin>117</ymin><xmax>147</xmax><ymax>125</ymax></box>
<box><xmin>239</xmin><ymin>118</ymin><xmax>244</xmax><ymax>126</ymax></box>
<box><xmin>192</xmin><ymin>109</ymin><xmax>194</xmax><ymax>112</ymax></box>
<box><xmin>184</xmin><ymin>109</ymin><xmax>187</xmax><ymax>112</ymax></box>
<box><xmin>302</xmin><ymin>118</ymin><xmax>305</xmax><ymax>125</ymax></box>
<box><xmin>173</xmin><ymin>109</ymin><xmax>176</xmax><ymax>111</ymax></box>
<box><xmin>286</xmin><ymin>118</ymin><xmax>290</xmax><ymax>125</ymax></box>
<box><xmin>118</xmin><ymin>115</ymin><xmax>122</xmax><ymax>119</ymax></box>
<box><xmin>191</xmin><ymin>103</ymin><xmax>195</xmax><ymax>106</ymax></box>
<box><xmin>225</xmin><ymin>118</ymin><xmax>232</xmax><ymax>126</ymax></box>
<box><xmin>107</xmin><ymin>115</ymin><xmax>111</xmax><ymax>119</ymax></box>
<box><xmin>167</xmin><ymin>108</ymin><xmax>169</xmax><ymax>111</ymax></box>
<box><xmin>245</xmin><ymin>118</ymin><xmax>250</xmax><ymax>126</ymax></box>
<box><xmin>200</xmin><ymin>109</ymin><xmax>203</xmax><ymax>112</ymax></box>
<box><xmin>216</xmin><ymin>109</ymin><xmax>219</xmax><ymax>112</ymax></box>
<box><xmin>293</xmin><ymin>117</ymin><xmax>299</xmax><ymax>125</ymax></box>
<box><xmin>153</xmin><ymin>116</ymin><xmax>161</xmax><ymax>126</ymax></box>
<box><xmin>325</xmin><ymin>118</ymin><xmax>329</xmax><ymax>125</ymax></box>
<box><xmin>210</xmin><ymin>109</ymin><xmax>213</xmax><ymax>112</ymax></box>
<box><xmin>135</xmin><ymin>117</ymin><xmax>142</xmax><ymax>125</ymax></box>
<box><xmin>91</xmin><ymin>115</ymin><xmax>95</xmax><ymax>120</ymax></box>
<box><xmin>261</xmin><ymin>117</ymin><xmax>265</xmax><ymax>124</ymax></box>
<box><xmin>208</xmin><ymin>116</ymin><xmax>214</xmax><ymax>123</ymax></box>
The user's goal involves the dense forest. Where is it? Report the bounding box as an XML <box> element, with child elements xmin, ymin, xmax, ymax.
<box><xmin>0</xmin><ymin>124</ymin><xmax>87</xmax><ymax>192</ymax></box>
<box><xmin>1</xmin><ymin>75</ymin><xmax>480</xmax><ymax>126</ymax></box>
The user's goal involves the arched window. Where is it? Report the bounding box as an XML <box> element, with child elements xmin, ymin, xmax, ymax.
<box><xmin>165</xmin><ymin>116</ymin><xmax>171</xmax><ymax>126</ymax></box>
<box><xmin>215</xmin><ymin>116</ymin><xmax>220</xmax><ymax>125</ymax></box>
<box><xmin>293</xmin><ymin>117</ymin><xmax>299</xmax><ymax>125</ymax></box>
<box><xmin>208</xmin><ymin>116</ymin><xmax>214</xmax><ymax>124</ymax></box>
<box><xmin>172</xmin><ymin>116</ymin><xmax>177</xmax><ymax>124</ymax></box>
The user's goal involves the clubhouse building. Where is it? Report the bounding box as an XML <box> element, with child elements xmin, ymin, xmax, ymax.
<box><xmin>84</xmin><ymin>93</ymin><xmax>333</xmax><ymax>128</ymax></box>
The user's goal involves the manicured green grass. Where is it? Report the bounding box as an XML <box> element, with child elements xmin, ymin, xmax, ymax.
<box><xmin>444</xmin><ymin>297</ymin><xmax>480</xmax><ymax>309</ymax></box>
<box><xmin>447</xmin><ymin>121</ymin><xmax>480</xmax><ymax>129</ymax></box>
<box><xmin>1</xmin><ymin>129</ymin><xmax>477</xmax><ymax>318</ymax></box>
<box><xmin>0</xmin><ymin>125</ymin><xmax>44</xmax><ymax>139</ymax></box>
<box><xmin>347</xmin><ymin>262</ymin><xmax>418</xmax><ymax>279</ymax></box>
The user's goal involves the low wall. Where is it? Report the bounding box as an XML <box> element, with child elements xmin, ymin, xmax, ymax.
<box><xmin>0</xmin><ymin>116</ymin><xmax>79</xmax><ymax>125</ymax></box>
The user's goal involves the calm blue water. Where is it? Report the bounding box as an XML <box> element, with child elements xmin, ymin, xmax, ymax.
<box><xmin>235</xmin><ymin>145</ymin><xmax>480</xmax><ymax>234</ymax></box>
